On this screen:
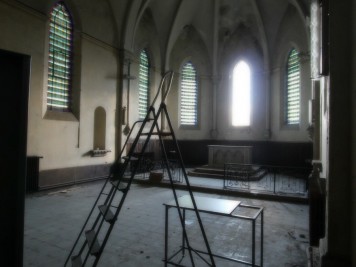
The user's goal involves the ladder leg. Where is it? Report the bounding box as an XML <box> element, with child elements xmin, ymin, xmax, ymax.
<box><xmin>65</xmin><ymin>71</ymin><xmax>215</xmax><ymax>267</ymax></box>
<box><xmin>161</xmin><ymin>103</ymin><xmax>216</xmax><ymax>267</ymax></box>
<box><xmin>64</xmin><ymin>177</ymin><xmax>113</xmax><ymax>266</ymax></box>
<box><xmin>149</xmin><ymin>109</ymin><xmax>196</xmax><ymax>266</ymax></box>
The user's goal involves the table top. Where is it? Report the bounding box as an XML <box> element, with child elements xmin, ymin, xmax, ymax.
<box><xmin>164</xmin><ymin>195</ymin><xmax>240</xmax><ymax>215</ymax></box>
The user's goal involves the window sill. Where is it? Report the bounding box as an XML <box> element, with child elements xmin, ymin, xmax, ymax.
<box><xmin>229</xmin><ymin>126</ymin><xmax>252</xmax><ymax>134</ymax></box>
<box><xmin>179</xmin><ymin>125</ymin><xmax>200</xmax><ymax>130</ymax></box>
<box><xmin>281</xmin><ymin>124</ymin><xmax>300</xmax><ymax>131</ymax></box>
<box><xmin>91</xmin><ymin>149</ymin><xmax>111</xmax><ymax>157</ymax></box>
<box><xmin>44</xmin><ymin>110</ymin><xmax>78</xmax><ymax>122</ymax></box>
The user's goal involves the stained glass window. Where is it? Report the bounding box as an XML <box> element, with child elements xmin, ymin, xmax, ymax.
<box><xmin>180</xmin><ymin>62</ymin><xmax>198</xmax><ymax>126</ymax></box>
<box><xmin>47</xmin><ymin>2</ymin><xmax>73</xmax><ymax>111</ymax></box>
<box><xmin>138</xmin><ymin>50</ymin><xmax>150</xmax><ymax>119</ymax></box>
<box><xmin>285</xmin><ymin>49</ymin><xmax>300</xmax><ymax>125</ymax></box>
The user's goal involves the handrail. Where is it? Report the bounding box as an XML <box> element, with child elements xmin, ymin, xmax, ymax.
<box><xmin>117</xmin><ymin>120</ymin><xmax>144</xmax><ymax>161</ymax></box>
<box><xmin>150</xmin><ymin>71</ymin><xmax>174</xmax><ymax>107</ymax></box>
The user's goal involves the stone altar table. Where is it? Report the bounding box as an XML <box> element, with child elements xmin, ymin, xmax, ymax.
<box><xmin>208</xmin><ymin>145</ymin><xmax>252</xmax><ymax>167</ymax></box>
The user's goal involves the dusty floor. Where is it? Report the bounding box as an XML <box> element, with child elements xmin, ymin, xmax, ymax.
<box><xmin>24</xmin><ymin>180</ymin><xmax>309</xmax><ymax>266</ymax></box>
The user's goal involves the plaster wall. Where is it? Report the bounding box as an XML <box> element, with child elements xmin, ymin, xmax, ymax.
<box><xmin>126</xmin><ymin>9</ymin><xmax>162</xmax><ymax>127</ymax></box>
<box><xmin>16</xmin><ymin>0</ymin><xmax>117</xmax><ymax>47</ymax></box>
<box><xmin>39</xmin><ymin>38</ymin><xmax>118</xmax><ymax>171</ymax></box>
<box><xmin>75</xmin><ymin>37</ymin><xmax>117</xmax><ymax>165</ymax></box>
<box><xmin>166</xmin><ymin>26</ymin><xmax>213</xmax><ymax>140</ymax></box>
<box><xmin>0</xmin><ymin>1</ymin><xmax>118</xmax><ymax>171</ymax></box>
<box><xmin>163</xmin><ymin>2</ymin><xmax>311</xmax><ymax>143</ymax></box>
<box><xmin>217</xmin><ymin>25</ymin><xmax>266</xmax><ymax>141</ymax></box>
<box><xmin>0</xmin><ymin>1</ymin><xmax>47</xmax><ymax>158</ymax></box>
<box><xmin>0</xmin><ymin>0</ymin><xmax>313</xmax><ymax>184</ymax></box>
<box><xmin>270</xmin><ymin>5</ymin><xmax>311</xmax><ymax>142</ymax></box>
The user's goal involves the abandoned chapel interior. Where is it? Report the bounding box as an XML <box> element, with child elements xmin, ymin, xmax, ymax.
<box><xmin>0</xmin><ymin>0</ymin><xmax>355</xmax><ymax>266</ymax></box>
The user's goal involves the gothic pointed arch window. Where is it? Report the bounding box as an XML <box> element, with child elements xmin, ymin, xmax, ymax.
<box><xmin>232</xmin><ymin>61</ymin><xmax>251</xmax><ymax>126</ymax></box>
<box><xmin>180</xmin><ymin>61</ymin><xmax>198</xmax><ymax>126</ymax></box>
<box><xmin>285</xmin><ymin>48</ymin><xmax>300</xmax><ymax>125</ymax></box>
<box><xmin>47</xmin><ymin>1</ymin><xmax>73</xmax><ymax>111</ymax></box>
<box><xmin>138</xmin><ymin>49</ymin><xmax>150</xmax><ymax>119</ymax></box>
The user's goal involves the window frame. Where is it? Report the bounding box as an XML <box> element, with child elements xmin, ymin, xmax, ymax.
<box><xmin>179</xmin><ymin>61</ymin><xmax>200</xmax><ymax>129</ymax></box>
<box><xmin>231</xmin><ymin>60</ymin><xmax>252</xmax><ymax>128</ymax></box>
<box><xmin>138</xmin><ymin>49</ymin><xmax>150</xmax><ymax>120</ymax></box>
<box><xmin>284</xmin><ymin>48</ymin><xmax>301</xmax><ymax>127</ymax></box>
<box><xmin>46</xmin><ymin>1</ymin><xmax>74</xmax><ymax>113</ymax></box>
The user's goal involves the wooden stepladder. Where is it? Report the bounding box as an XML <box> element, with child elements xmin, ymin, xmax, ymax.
<box><xmin>64</xmin><ymin>71</ymin><xmax>216</xmax><ymax>267</ymax></box>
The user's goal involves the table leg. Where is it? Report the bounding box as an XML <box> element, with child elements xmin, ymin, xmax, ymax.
<box><xmin>261</xmin><ymin>210</ymin><xmax>264</xmax><ymax>267</ymax></box>
<box><xmin>182</xmin><ymin>208</ymin><xmax>186</xmax><ymax>257</ymax></box>
<box><xmin>165</xmin><ymin>206</ymin><xmax>169</xmax><ymax>267</ymax></box>
<box><xmin>252</xmin><ymin>219</ymin><xmax>256</xmax><ymax>267</ymax></box>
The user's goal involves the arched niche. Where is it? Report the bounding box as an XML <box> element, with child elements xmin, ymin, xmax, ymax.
<box><xmin>93</xmin><ymin>106</ymin><xmax>106</xmax><ymax>150</ymax></box>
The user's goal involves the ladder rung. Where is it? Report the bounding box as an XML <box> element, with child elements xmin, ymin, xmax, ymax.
<box><xmin>71</xmin><ymin>255</ymin><xmax>82</xmax><ymax>267</ymax></box>
<box><xmin>85</xmin><ymin>230</ymin><xmax>101</xmax><ymax>256</ymax></box>
<box><xmin>122</xmin><ymin>156</ymin><xmax>138</xmax><ymax>161</ymax></box>
<box><xmin>110</xmin><ymin>180</ymin><xmax>128</xmax><ymax>192</ymax></box>
<box><xmin>141</xmin><ymin>131</ymin><xmax>172</xmax><ymax>136</ymax></box>
<box><xmin>98</xmin><ymin>205</ymin><xmax>116</xmax><ymax>223</ymax></box>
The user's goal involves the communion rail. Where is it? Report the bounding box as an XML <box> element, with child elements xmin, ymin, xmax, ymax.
<box><xmin>224</xmin><ymin>163</ymin><xmax>311</xmax><ymax>196</ymax></box>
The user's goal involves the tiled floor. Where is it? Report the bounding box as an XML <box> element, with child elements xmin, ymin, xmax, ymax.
<box><xmin>24</xmin><ymin>180</ymin><xmax>309</xmax><ymax>267</ymax></box>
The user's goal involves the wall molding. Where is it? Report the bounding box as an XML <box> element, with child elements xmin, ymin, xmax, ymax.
<box><xmin>39</xmin><ymin>163</ymin><xmax>111</xmax><ymax>190</ymax></box>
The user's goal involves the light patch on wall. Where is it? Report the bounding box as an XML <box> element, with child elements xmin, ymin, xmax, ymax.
<box><xmin>232</xmin><ymin>61</ymin><xmax>251</xmax><ymax>126</ymax></box>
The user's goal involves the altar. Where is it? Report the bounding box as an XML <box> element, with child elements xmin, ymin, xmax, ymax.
<box><xmin>208</xmin><ymin>145</ymin><xmax>252</xmax><ymax>167</ymax></box>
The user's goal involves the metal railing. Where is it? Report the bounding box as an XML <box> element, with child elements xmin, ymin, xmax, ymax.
<box><xmin>224</xmin><ymin>163</ymin><xmax>311</xmax><ymax>196</ymax></box>
<box><xmin>122</xmin><ymin>155</ymin><xmax>183</xmax><ymax>183</ymax></box>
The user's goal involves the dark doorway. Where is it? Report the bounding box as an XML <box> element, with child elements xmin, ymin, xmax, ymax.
<box><xmin>0</xmin><ymin>49</ymin><xmax>31</xmax><ymax>267</ymax></box>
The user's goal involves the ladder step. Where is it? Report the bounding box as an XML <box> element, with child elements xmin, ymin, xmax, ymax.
<box><xmin>98</xmin><ymin>204</ymin><xmax>116</xmax><ymax>223</ymax></box>
<box><xmin>122</xmin><ymin>156</ymin><xmax>138</xmax><ymax>161</ymax></box>
<box><xmin>110</xmin><ymin>180</ymin><xmax>128</xmax><ymax>192</ymax></box>
<box><xmin>141</xmin><ymin>131</ymin><xmax>172</xmax><ymax>136</ymax></box>
<box><xmin>71</xmin><ymin>255</ymin><xmax>82</xmax><ymax>267</ymax></box>
<box><xmin>85</xmin><ymin>230</ymin><xmax>101</xmax><ymax>256</ymax></box>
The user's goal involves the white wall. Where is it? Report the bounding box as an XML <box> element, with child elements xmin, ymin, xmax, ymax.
<box><xmin>0</xmin><ymin>0</ymin><xmax>118</xmax><ymax>171</ymax></box>
<box><xmin>167</xmin><ymin>25</ymin><xmax>213</xmax><ymax>140</ymax></box>
<box><xmin>0</xmin><ymin>0</ymin><xmax>312</xmax><ymax>177</ymax></box>
<box><xmin>270</xmin><ymin>4</ymin><xmax>311</xmax><ymax>142</ymax></box>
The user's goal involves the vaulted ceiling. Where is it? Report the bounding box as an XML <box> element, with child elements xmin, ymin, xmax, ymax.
<box><xmin>109</xmin><ymin>0</ymin><xmax>311</xmax><ymax>71</ymax></box>
<box><xmin>112</xmin><ymin>0</ymin><xmax>310</xmax><ymax>51</ymax></box>
<box><xmin>18</xmin><ymin>0</ymin><xmax>310</xmax><ymax>70</ymax></box>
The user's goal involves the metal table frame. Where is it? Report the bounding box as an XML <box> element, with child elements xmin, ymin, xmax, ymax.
<box><xmin>163</xmin><ymin>195</ymin><xmax>264</xmax><ymax>267</ymax></box>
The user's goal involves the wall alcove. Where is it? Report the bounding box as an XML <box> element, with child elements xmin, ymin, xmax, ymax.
<box><xmin>92</xmin><ymin>106</ymin><xmax>109</xmax><ymax>157</ymax></box>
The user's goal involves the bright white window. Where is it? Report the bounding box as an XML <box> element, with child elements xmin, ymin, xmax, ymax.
<box><xmin>232</xmin><ymin>61</ymin><xmax>251</xmax><ymax>126</ymax></box>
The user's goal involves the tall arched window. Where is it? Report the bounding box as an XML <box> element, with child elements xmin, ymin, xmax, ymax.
<box><xmin>285</xmin><ymin>48</ymin><xmax>300</xmax><ymax>125</ymax></box>
<box><xmin>138</xmin><ymin>49</ymin><xmax>150</xmax><ymax>119</ymax></box>
<box><xmin>232</xmin><ymin>61</ymin><xmax>251</xmax><ymax>126</ymax></box>
<box><xmin>47</xmin><ymin>2</ymin><xmax>73</xmax><ymax>111</ymax></box>
<box><xmin>180</xmin><ymin>61</ymin><xmax>198</xmax><ymax>126</ymax></box>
